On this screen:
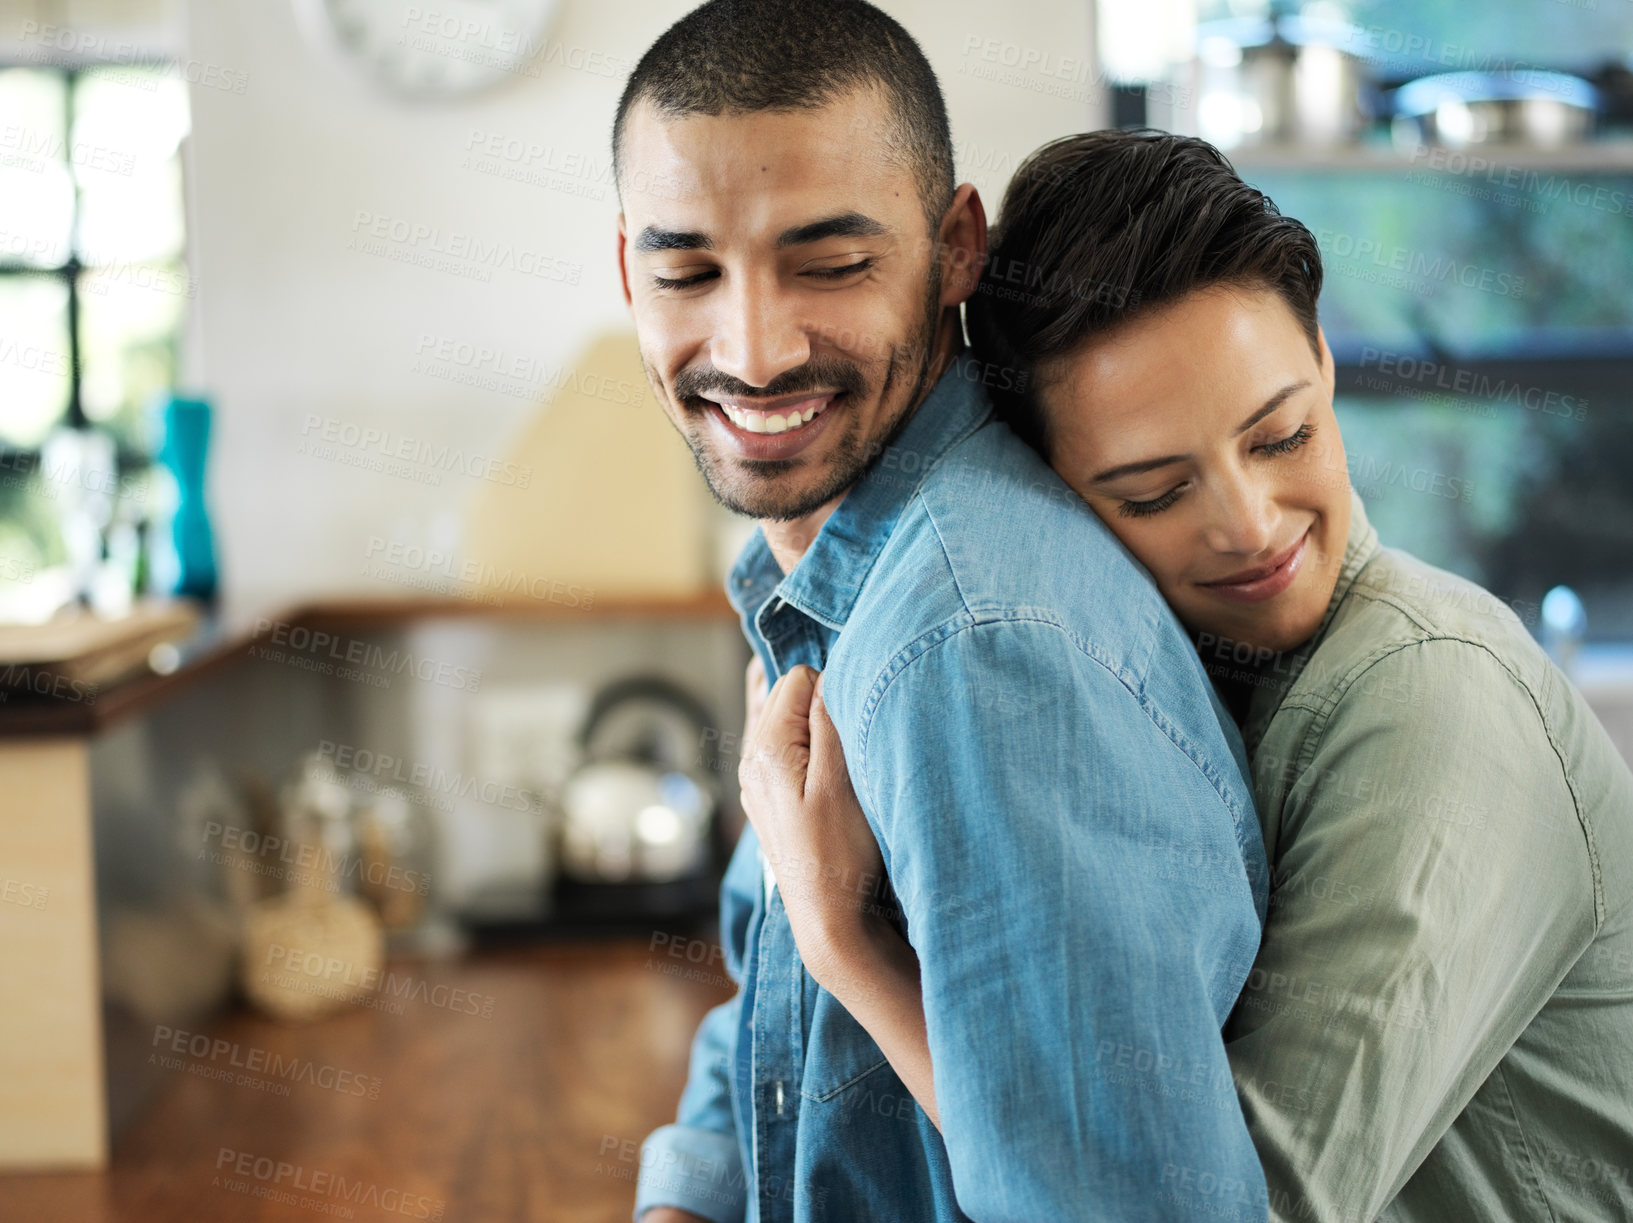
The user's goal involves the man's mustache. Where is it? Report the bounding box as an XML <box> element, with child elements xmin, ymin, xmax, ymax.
<box><xmin>673</xmin><ymin>358</ymin><xmax>869</xmax><ymax>406</ymax></box>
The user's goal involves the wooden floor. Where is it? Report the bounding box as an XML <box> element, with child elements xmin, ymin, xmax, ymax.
<box><xmin>0</xmin><ymin>937</ymin><xmax>734</xmax><ymax>1223</ymax></box>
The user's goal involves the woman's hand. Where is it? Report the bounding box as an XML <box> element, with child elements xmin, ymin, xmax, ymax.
<box><xmin>737</xmin><ymin>662</ymin><xmax>942</xmax><ymax>1130</ymax></box>
<box><xmin>738</xmin><ymin>664</ymin><xmax>888</xmax><ymax>979</ymax></box>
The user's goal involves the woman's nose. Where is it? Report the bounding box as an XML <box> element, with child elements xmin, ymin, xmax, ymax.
<box><xmin>1201</xmin><ymin>474</ymin><xmax>1278</xmax><ymax>558</ymax></box>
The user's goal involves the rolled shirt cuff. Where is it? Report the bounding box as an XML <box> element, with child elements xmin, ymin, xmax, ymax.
<box><xmin>632</xmin><ymin>1123</ymin><xmax>747</xmax><ymax>1223</ymax></box>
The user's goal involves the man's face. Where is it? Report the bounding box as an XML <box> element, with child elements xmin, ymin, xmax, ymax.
<box><xmin>617</xmin><ymin>89</ymin><xmax>949</xmax><ymax>522</ymax></box>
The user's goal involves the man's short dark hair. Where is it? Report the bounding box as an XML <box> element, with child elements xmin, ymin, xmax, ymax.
<box><xmin>612</xmin><ymin>0</ymin><xmax>955</xmax><ymax>230</ymax></box>
<box><xmin>968</xmin><ymin>129</ymin><xmax>1325</xmax><ymax>458</ymax></box>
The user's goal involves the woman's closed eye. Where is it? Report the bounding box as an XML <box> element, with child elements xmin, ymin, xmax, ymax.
<box><xmin>1117</xmin><ymin>484</ymin><xmax>1187</xmax><ymax>519</ymax></box>
<box><xmin>1257</xmin><ymin>421</ymin><xmax>1316</xmax><ymax>457</ymax></box>
<box><xmin>1115</xmin><ymin>422</ymin><xmax>1318</xmax><ymax>518</ymax></box>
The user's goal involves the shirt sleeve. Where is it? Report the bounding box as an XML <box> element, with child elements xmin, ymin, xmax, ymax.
<box><xmin>1225</xmin><ymin>638</ymin><xmax>1599</xmax><ymax>1222</ymax></box>
<box><xmin>858</xmin><ymin>617</ymin><xmax>1268</xmax><ymax>1223</ymax></box>
<box><xmin>634</xmin><ymin>830</ymin><xmax>761</xmax><ymax>1223</ymax></box>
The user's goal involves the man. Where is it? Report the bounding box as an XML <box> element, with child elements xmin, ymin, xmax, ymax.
<box><xmin>614</xmin><ymin>4</ymin><xmax>1270</xmax><ymax>1220</ymax></box>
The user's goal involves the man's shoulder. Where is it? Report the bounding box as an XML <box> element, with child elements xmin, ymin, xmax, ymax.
<box><xmin>909</xmin><ymin>419</ymin><xmax>1167</xmax><ymax>625</ymax></box>
<box><xmin>834</xmin><ymin>418</ymin><xmax>1186</xmax><ymax>698</ymax></box>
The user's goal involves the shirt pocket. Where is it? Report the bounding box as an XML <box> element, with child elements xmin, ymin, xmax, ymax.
<box><xmin>798</xmin><ymin>974</ymin><xmax>890</xmax><ymax>1103</ymax></box>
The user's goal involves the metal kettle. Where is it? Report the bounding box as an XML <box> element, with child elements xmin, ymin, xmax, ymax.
<box><xmin>558</xmin><ymin>676</ymin><xmax>720</xmax><ymax>883</ymax></box>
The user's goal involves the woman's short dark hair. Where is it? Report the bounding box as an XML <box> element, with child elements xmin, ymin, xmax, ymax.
<box><xmin>967</xmin><ymin>129</ymin><xmax>1324</xmax><ymax>457</ymax></box>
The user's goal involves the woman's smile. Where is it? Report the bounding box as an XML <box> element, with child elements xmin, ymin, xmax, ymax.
<box><xmin>1196</xmin><ymin>527</ymin><xmax>1311</xmax><ymax>604</ymax></box>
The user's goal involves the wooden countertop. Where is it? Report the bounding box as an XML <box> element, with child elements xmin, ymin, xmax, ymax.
<box><xmin>0</xmin><ymin>937</ymin><xmax>734</xmax><ymax>1222</ymax></box>
<box><xmin>0</xmin><ymin>592</ymin><xmax>737</xmax><ymax>739</ymax></box>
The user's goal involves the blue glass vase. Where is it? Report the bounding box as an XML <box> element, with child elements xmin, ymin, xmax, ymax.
<box><xmin>156</xmin><ymin>394</ymin><xmax>219</xmax><ymax>603</ymax></box>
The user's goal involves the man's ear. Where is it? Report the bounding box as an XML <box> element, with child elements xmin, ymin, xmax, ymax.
<box><xmin>937</xmin><ymin>183</ymin><xmax>987</xmax><ymax>309</ymax></box>
<box><xmin>616</xmin><ymin>214</ymin><xmax>634</xmax><ymax>310</ymax></box>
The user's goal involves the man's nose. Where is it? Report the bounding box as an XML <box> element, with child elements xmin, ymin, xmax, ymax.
<box><xmin>1202</xmin><ymin>471</ymin><xmax>1279</xmax><ymax>557</ymax></box>
<box><xmin>709</xmin><ymin>272</ymin><xmax>811</xmax><ymax>390</ymax></box>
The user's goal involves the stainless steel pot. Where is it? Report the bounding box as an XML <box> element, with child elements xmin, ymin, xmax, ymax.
<box><xmin>1192</xmin><ymin>14</ymin><xmax>1368</xmax><ymax>148</ymax></box>
<box><xmin>1392</xmin><ymin>71</ymin><xmax>1598</xmax><ymax>148</ymax></box>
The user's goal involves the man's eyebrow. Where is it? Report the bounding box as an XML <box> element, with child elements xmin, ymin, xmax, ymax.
<box><xmin>776</xmin><ymin>212</ymin><xmax>888</xmax><ymax>249</ymax></box>
<box><xmin>1088</xmin><ymin>380</ymin><xmax>1313</xmax><ymax>484</ymax></box>
<box><xmin>633</xmin><ymin>226</ymin><xmax>713</xmax><ymax>254</ymax></box>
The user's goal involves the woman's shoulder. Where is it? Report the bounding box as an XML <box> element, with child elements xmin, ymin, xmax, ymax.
<box><xmin>1304</xmin><ymin>544</ymin><xmax>1550</xmax><ymax>706</ymax></box>
<box><xmin>1348</xmin><ymin>545</ymin><xmax>1537</xmax><ymax>645</ymax></box>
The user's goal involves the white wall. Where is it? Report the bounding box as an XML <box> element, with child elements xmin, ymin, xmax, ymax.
<box><xmin>176</xmin><ymin>0</ymin><xmax>1102</xmax><ymax>611</ymax></box>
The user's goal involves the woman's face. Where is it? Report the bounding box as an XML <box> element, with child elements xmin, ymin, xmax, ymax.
<box><xmin>1041</xmin><ymin>286</ymin><xmax>1350</xmax><ymax>655</ymax></box>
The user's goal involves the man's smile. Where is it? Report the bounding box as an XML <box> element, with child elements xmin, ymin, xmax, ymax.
<box><xmin>699</xmin><ymin>391</ymin><xmax>847</xmax><ymax>460</ymax></box>
<box><xmin>700</xmin><ymin>391</ymin><xmax>838</xmax><ymax>435</ymax></box>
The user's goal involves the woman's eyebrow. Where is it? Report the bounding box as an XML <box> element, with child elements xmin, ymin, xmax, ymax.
<box><xmin>1233</xmin><ymin>381</ymin><xmax>1310</xmax><ymax>435</ymax></box>
<box><xmin>1088</xmin><ymin>380</ymin><xmax>1312</xmax><ymax>485</ymax></box>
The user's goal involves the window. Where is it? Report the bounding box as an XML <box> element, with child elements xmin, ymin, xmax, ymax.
<box><xmin>0</xmin><ymin>62</ymin><xmax>191</xmax><ymax>612</ymax></box>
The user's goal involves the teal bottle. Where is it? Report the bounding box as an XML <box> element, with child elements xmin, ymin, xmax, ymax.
<box><xmin>156</xmin><ymin>394</ymin><xmax>219</xmax><ymax>603</ymax></box>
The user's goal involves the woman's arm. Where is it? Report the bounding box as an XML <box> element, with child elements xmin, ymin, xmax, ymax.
<box><xmin>739</xmin><ymin>663</ymin><xmax>942</xmax><ymax>1130</ymax></box>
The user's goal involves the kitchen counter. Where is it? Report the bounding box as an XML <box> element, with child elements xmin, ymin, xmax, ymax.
<box><xmin>0</xmin><ymin>937</ymin><xmax>734</xmax><ymax>1222</ymax></box>
<box><xmin>0</xmin><ymin>591</ymin><xmax>744</xmax><ymax>1172</ymax></box>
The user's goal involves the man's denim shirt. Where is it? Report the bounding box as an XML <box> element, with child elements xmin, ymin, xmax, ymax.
<box><xmin>635</xmin><ymin>356</ymin><xmax>1270</xmax><ymax>1223</ymax></box>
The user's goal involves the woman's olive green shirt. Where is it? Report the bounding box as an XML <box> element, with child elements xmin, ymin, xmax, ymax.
<box><xmin>1225</xmin><ymin>494</ymin><xmax>1633</xmax><ymax>1223</ymax></box>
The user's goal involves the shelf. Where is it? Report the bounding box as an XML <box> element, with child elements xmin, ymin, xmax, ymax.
<box><xmin>1226</xmin><ymin>141</ymin><xmax>1633</xmax><ymax>173</ymax></box>
<box><xmin>0</xmin><ymin>592</ymin><xmax>738</xmax><ymax>739</ymax></box>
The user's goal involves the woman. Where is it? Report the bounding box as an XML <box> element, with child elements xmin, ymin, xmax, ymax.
<box><xmin>738</xmin><ymin>131</ymin><xmax>1633</xmax><ymax>1222</ymax></box>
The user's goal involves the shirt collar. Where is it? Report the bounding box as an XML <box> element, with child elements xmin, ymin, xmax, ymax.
<box><xmin>1242</xmin><ymin>489</ymin><xmax>1379</xmax><ymax>753</ymax></box>
<box><xmin>726</xmin><ymin>353</ymin><xmax>993</xmax><ymax>630</ymax></box>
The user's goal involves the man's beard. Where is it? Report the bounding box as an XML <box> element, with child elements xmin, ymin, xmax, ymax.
<box><xmin>651</xmin><ymin>271</ymin><xmax>944</xmax><ymax>522</ymax></box>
